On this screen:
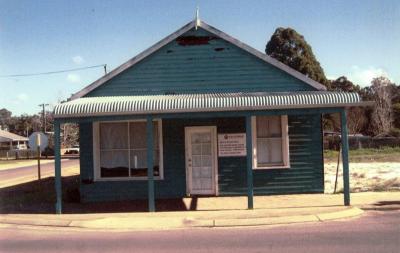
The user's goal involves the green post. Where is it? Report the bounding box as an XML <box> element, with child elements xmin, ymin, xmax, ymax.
<box><xmin>246</xmin><ymin>115</ymin><xmax>254</xmax><ymax>209</ymax></box>
<box><xmin>54</xmin><ymin>120</ymin><xmax>62</xmax><ymax>214</ymax></box>
<box><xmin>147</xmin><ymin>116</ymin><xmax>155</xmax><ymax>212</ymax></box>
<box><xmin>340</xmin><ymin>109</ymin><xmax>350</xmax><ymax>206</ymax></box>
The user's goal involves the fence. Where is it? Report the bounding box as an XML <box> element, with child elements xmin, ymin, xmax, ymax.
<box><xmin>0</xmin><ymin>149</ymin><xmax>39</xmax><ymax>160</ymax></box>
<box><xmin>324</xmin><ymin>136</ymin><xmax>400</xmax><ymax>150</ymax></box>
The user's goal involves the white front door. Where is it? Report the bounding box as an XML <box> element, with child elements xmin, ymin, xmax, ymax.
<box><xmin>185</xmin><ymin>126</ymin><xmax>218</xmax><ymax>195</ymax></box>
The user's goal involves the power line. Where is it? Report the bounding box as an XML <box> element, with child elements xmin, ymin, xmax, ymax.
<box><xmin>0</xmin><ymin>64</ymin><xmax>107</xmax><ymax>78</ymax></box>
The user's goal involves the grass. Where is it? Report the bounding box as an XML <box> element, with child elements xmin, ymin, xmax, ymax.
<box><xmin>324</xmin><ymin>147</ymin><xmax>400</xmax><ymax>163</ymax></box>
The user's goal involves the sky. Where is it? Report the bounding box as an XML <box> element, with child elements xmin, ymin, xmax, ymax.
<box><xmin>1</xmin><ymin>0</ymin><xmax>399</xmax><ymax>116</ymax></box>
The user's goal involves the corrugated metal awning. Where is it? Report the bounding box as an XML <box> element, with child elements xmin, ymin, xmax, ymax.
<box><xmin>54</xmin><ymin>91</ymin><xmax>363</xmax><ymax>118</ymax></box>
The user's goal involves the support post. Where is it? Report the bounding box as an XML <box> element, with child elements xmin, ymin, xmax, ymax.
<box><xmin>146</xmin><ymin>116</ymin><xmax>155</xmax><ymax>212</ymax></box>
<box><xmin>54</xmin><ymin>120</ymin><xmax>62</xmax><ymax>214</ymax></box>
<box><xmin>245</xmin><ymin>115</ymin><xmax>254</xmax><ymax>209</ymax></box>
<box><xmin>37</xmin><ymin>146</ymin><xmax>41</xmax><ymax>180</ymax></box>
<box><xmin>340</xmin><ymin>109</ymin><xmax>350</xmax><ymax>206</ymax></box>
<box><xmin>36</xmin><ymin>134</ymin><xmax>41</xmax><ymax>180</ymax></box>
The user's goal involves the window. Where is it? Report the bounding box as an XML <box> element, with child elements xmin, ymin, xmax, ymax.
<box><xmin>93</xmin><ymin>120</ymin><xmax>163</xmax><ymax>180</ymax></box>
<box><xmin>252</xmin><ymin>115</ymin><xmax>289</xmax><ymax>169</ymax></box>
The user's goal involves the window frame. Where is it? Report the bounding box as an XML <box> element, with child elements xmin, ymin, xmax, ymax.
<box><xmin>251</xmin><ymin>115</ymin><xmax>290</xmax><ymax>170</ymax></box>
<box><xmin>92</xmin><ymin>119</ymin><xmax>164</xmax><ymax>181</ymax></box>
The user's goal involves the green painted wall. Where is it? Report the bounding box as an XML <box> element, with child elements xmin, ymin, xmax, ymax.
<box><xmin>85</xmin><ymin>28</ymin><xmax>316</xmax><ymax>97</ymax></box>
<box><xmin>79</xmin><ymin>114</ymin><xmax>323</xmax><ymax>202</ymax></box>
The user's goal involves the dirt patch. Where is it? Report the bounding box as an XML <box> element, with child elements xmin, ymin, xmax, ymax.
<box><xmin>0</xmin><ymin>176</ymin><xmax>190</xmax><ymax>214</ymax></box>
<box><xmin>325</xmin><ymin>162</ymin><xmax>400</xmax><ymax>193</ymax></box>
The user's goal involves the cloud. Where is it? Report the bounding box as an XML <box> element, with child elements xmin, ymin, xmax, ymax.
<box><xmin>326</xmin><ymin>75</ymin><xmax>337</xmax><ymax>81</ymax></box>
<box><xmin>347</xmin><ymin>66</ymin><xmax>391</xmax><ymax>87</ymax></box>
<box><xmin>17</xmin><ymin>93</ymin><xmax>28</xmax><ymax>101</ymax></box>
<box><xmin>13</xmin><ymin>93</ymin><xmax>29</xmax><ymax>105</ymax></box>
<box><xmin>72</xmin><ymin>55</ymin><xmax>84</xmax><ymax>65</ymax></box>
<box><xmin>67</xmin><ymin>73</ymin><xmax>81</xmax><ymax>83</ymax></box>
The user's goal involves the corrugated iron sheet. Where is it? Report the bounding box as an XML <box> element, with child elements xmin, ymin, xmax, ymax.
<box><xmin>54</xmin><ymin>91</ymin><xmax>361</xmax><ymax>118</ymax></box>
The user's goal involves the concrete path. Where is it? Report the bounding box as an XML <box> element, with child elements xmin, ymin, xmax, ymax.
<box><xmin>0</xmin><ymin>206</ymin><xmax>363</xmax><ymax>231</ymax></box>
<box><xmin>1</xmin><ymin>192</ymin><xmax>398</xmax><ymax>231</ymax></box>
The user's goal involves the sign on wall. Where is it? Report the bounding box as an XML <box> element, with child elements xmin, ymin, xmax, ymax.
<box><xmin>218</xmin><ymin>133</ymin><xmax>246</xmax><ymax>157</ymax></box>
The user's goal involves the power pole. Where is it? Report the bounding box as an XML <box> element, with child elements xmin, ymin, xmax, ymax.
<box><xmin>38</xmin><ymin>103</ymin><xmax>49</xmax><ymax>133</ymax></box>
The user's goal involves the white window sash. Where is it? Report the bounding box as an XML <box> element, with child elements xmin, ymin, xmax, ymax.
<box><xmin>251</xmin><ymin>115</ymin><xmax>290</xmax><ymax>170</ymax></box>
<box><xmin>93</xmin><ymin>119</ymin><xmax>164</xmax><ymax>181</ymax></box>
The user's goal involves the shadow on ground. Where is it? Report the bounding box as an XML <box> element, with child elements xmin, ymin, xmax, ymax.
<box><xmin>370</xmin><ymin>200</ymin><xmax>400</xmax><ymax>211</ymax></box>
<box><xmin>373</xmin><ymin>201</ymin><xmax>400</xmax><ymax>206</ymax></box>
<box><xmin>0</xmin><ymin>176</ymin><xmax>197</xmax><ymax>214</ymax></box>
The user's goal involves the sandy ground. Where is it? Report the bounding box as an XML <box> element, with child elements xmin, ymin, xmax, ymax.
<box><xmin>325</xmin><ymin>162</ymin><xmax>400</xmax><ymax>193</ymax></box>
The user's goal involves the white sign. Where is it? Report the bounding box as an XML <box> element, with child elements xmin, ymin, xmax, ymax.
<box><xmin>218</xmin><ymin>133</ymin><xmax>246</xmax><ymax>157</ymax></box>
<box><xmin>29</xmin><ymin>132</ymin><xmax>49</xmax><ymax>151</ymax></box>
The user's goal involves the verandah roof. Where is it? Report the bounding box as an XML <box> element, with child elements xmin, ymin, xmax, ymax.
<box><xmin>53</xmin><ymin>91</ymin><xmax>366</xmax><ymax>119</ymax></box>
<box><xmin>0</xmin><ymin>129</ymin><xmax>29</xmax><ymax>142</ymax></box>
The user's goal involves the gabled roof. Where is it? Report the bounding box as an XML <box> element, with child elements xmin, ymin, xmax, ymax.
<box><xmin>0</xmin><ymin>129</ymin><xmax>28</xmax><ymax>142</ymax></box>
<box><xmin>70</xmin><ymin>20</ymin><xmax>327</xmax><ymax>100</ymax></box>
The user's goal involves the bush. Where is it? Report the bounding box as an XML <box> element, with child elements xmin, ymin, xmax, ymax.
<box><xmin>389</xmin><ymin>128</ymin><xmax>400</xmax><ymax>137</ymax></box>
<box><xmin>42</xmin><ymin>147</ymin><xmax>54</xmax><ymax>157</ymax></box>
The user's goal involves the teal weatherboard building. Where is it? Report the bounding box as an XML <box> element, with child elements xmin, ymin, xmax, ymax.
<box><xmin>53</xmin><ymin>18</ymin><xmax>368</xmax><ymax>213</ymax></box>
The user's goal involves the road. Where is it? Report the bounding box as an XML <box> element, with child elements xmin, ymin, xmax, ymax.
<box><xmin>0</xmin><ymin>159</ymin><xmax>79</xmax><ymax>187</ymax></box>
<box><xmin>0</xmin><ymin>210</ymin><xmax>398</xmax><ymax>253</ymax></box>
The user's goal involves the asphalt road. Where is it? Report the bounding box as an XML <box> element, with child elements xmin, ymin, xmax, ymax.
<box><xmin>0</xmin><ymin>159</ymin><xmax>79</xmax><ymax>186</ymax></box>
<box><xmin>0</xmin><ymin>210</ymin><xmax>398</xmax><ymax>253</ymax></box>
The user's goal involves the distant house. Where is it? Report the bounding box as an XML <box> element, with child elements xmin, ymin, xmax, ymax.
<box><xmin>0</xmin><ymin>129</ymin><xmax>28</xmax><ymax>150</ymax></box>
<box><xmin>52</xmin><ymin>18</ymin><xmax>369</xmax><ymax>213</ymax></box>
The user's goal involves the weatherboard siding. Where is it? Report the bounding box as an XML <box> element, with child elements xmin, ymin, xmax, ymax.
<box><xmin>218</xmin><ymin>114</ymin><xmax>324</xmax><ymax>195</ymax></box>
<box><xmin>85</xmin><ymin>28</ymin><xmax>316</xmax><ymax>98</ymax></box>
<box><xmin>79</xmin><ymin>114</ymin><xmax>323</xmax><ymax>202</ymax></box>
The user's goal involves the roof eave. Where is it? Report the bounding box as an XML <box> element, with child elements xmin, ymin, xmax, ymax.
<box><xmin>70</xmin><ymin>20</ymin><xmax>197</xmax><ymax>100</ymax></box>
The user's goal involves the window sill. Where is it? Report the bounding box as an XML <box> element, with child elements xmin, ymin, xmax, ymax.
<box><xmin>253</xmin><ymin>165</ymin><xmax>290</xmax><ymax>170</ymax></box>
<box><xmin>94</xmin><ymin>176</ymin><xmax>164</xmax><ymax>182</ymax></box>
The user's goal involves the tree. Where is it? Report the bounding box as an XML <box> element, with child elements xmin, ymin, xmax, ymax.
<box><xmin>9</xmin><ymin>114</ymin><xmax>41</xmax><ymax>137</ymax></box>
<box><xmin>388</xmin><ymin>83</ymin><xmax>400</xmax><ymax>136</ymax></box>
<box><xmin>325</xmin><ymin>77</ymin><xmax>367</xmax><ymax>134</ymax></box>
<box><xmin>62</xmin><ymin>123</ymin><xmax>79</xmax><ymax>148</ymax></box>
<box><xmin>328</xmin><ymin>76</ymin><xmax>361</xmax><ymax>93</ymax></box>
<box><xmin>370</xmin><ymin>76</ymin><xmax>394</xmax><ymax>136</ymax></box>
<box><xmin>266</xmin><ymin>27</ymin><xmax>328</xmax><ymax>86</ymax></box>
<box><xmin>0</xmin><ymin>108</ymin><xmax>12</xmax><ymax>130</ymax></box>
<box><xmin>347</xmin><ymin>107</ymin><xmax>368</xmax><ymax>134</ymax></box>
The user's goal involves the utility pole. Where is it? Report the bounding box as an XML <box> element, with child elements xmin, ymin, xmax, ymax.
<box><xmin>38</xmin><ymin>103</ymin><xmax>49</xmax><ymax>133</ymax></box>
